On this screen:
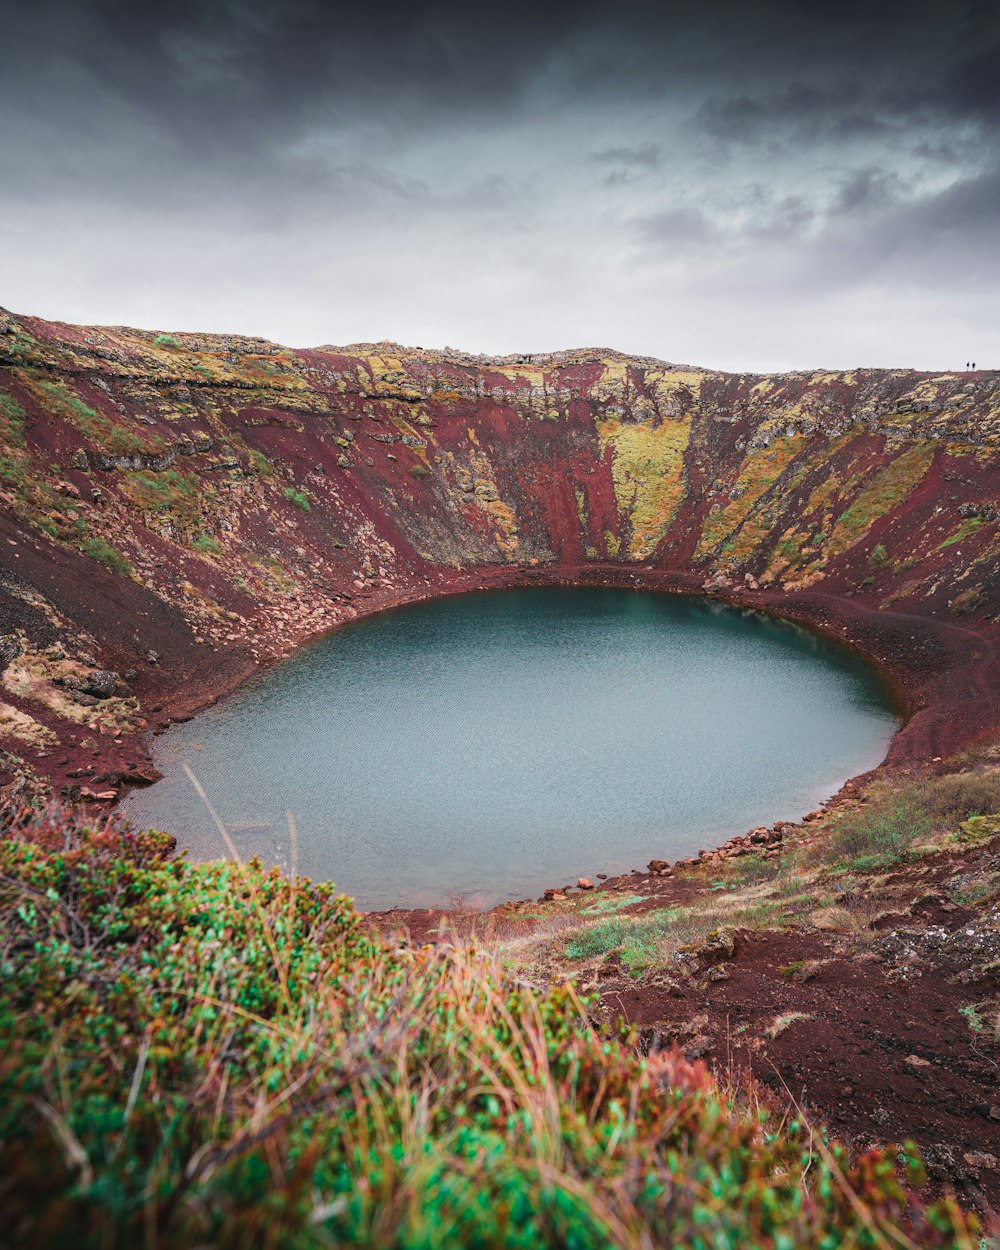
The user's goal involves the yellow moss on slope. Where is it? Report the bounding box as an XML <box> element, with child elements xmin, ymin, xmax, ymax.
<box><xmin>2</xmin><ymin>651</ymin><xmax>144</xmax><ymax>735</ymax></box>
<box><xmin>441</xmin><ymin>446</ymin><xmax>521</xmax><ymax>558</ymax></box>
<box><xmin>0</xmin><ymin>702</ymin><xmax>56</xmax><ymax>748</ymax></box>
<box><xmin>695</xmin><ymin>435</ymin><xmax>807</xmax><ymax>561</ymax></box>
<box><xmin>598</xmin><ymin>417</ymin><xmax>691</xmax><ymax>559</ymax></box>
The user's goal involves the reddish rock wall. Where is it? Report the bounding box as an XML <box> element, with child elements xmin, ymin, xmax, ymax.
<box><xmin>1</xmin><ymin>307</ymin><xmax>998</xmax><ymax>804</ymax></box>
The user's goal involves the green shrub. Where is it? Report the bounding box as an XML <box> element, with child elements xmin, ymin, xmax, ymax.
<box><xmin>121</xmin><ymin>468</ymin><xmax>207</xmax><ymax>525</ymax></box>
<box><xmin>80</xmin><ymin>535</ymin><xmax>133</xmax><ymax>576</ymax></box>
<box><xmin>0</xmin><ymin>391</ymin><xmax>26</xmax><ymax>446</ymax></box>
<box><xmin>0</xmin><ymin>452</ymin><xmax>26</xmax><ymax>485</ymax></box>
<box><xmin>3</xmin><ymin>335</ymin><xmax>36</xmax><ymax>362</ymax></box>
<box><xmin>283</xmin><ymin>486</ymin><xmax>311</xmax><ymax>511</ymax></box>
<box><xmin>959</xmin><ymin>1001</ymin><xmax>999</xmax><ymax>1042</ymax></box>
<box><xmin>824</xmin><ymin>795</ymin><xmax>932</xmax><ymax>866</ymax></box>
<box><xmin>580</xmin><ymin>892</ymin><xmax>644</xmax><ymax>916</ymax></box>
<box><xmin>33</xmin><ymin>515</ymin><xmax>58</xmax><ymax>537</ymax></box>
<box><xmin>829</xmin><ymin>445</ymin><xmax>934</xmax><ymax>555</ymax></box>
<box><xmin>814</xmin><ymin>770</ymin><xmax>1000</xmax><ymax>872</ymax></box>
<box><xmin>192</xmin><ymin>534</ymin><xmax>220</xmax><ymax>555</ymax></box>
<box><xmin>935</xmin><ymin>517</ymin><xmax>983</xmax><ymax>551</ymax></box>
<box><xmin>564</xmin><ymin>915</ymin><xmax>633</xmax><ymax>960</ymax></box>
<box><xmin>711</xmin><ymin>851</ymin><xmax>782</xmax><ymax>888</ymax></box>
<box><xmin>921</xmin><ymin>769</ymin><xmax>1000</xmax><ymax>823</ymax></box>
<box><xmin>153</xmin><ymin>333</ymin><xmax>180</xmax><ymax>349</ymax></box>
<box><xmin>41</xmin><ymin>383</ymin><xmax>97</xmax><ymax>422</ymax></box>
<box><xmin>34</xmin><ymin>380</ymin><xmax>158</xmax><ymax>458</ymax></box>
<box><xmin>869</xmin><ymin>543</ymin><xmax>888</xmax><ymax>566</ymax></box>
<box><xmin>777</xmin><ymin>535</ymin><xmax>801</xmax><ymax>562</ymax></box>
<box><xmin>565</xmin><ymin>908</ymin><xmax>682</xmax><ymax>969</ymax></box>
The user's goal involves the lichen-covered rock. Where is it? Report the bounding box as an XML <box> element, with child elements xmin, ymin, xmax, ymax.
<box><xmin>0</xmin><ymin>635</ymin><xmax>22</xmax><ymax>671</ymax></box>
<box><xmin>80</xmin><ymin>669</ymin><xmax>121</xmax><ymax>698</ymax></box>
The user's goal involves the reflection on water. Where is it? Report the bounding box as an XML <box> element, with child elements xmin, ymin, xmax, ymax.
<box><xmin>122</xmin><ymin>588</ymin><xmax>899</xmax><ymax>910</ymax></box>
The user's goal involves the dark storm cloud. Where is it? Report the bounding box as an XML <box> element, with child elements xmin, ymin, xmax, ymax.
<box><xmin>695</xmin><ymin>86</ymin><xmax>916</xmax><ymax>160</ymax></box>
<box><xmin>887</xmin><ymin>168</ymin><xmax>1000</xmax><ymax>267</ymax></box>
<box><xmin>632</xmin><ymin>208</ymin><xmax>721</xmax><ymax>248</ymax></box>
<box><xmin>5</xmin><ymin>0</ymin><xmax>987</xmax><ymax>149</ymax></box>
<box><xmin>3</xmin><ymin>0</ymin><xmax>585</xmax><ymax>142</ymax></box>
<box><xmin>590</xmin><ymin>145</ymin><xmax>663</xmax><ymax>170</ymax></box>
<box><xmin>835</xmin><ymin>169</ymin><xmax>906</xmax><ymax>216</ymax></box>
<box><xmin>591</xmin><ymin>145</ymin><xmax>663</xmax><ymax>189</ymax></box>
<box><xmin>929</xmin><ymin>20</ymin><xmax>1000</xmax><ymax>123</ymax></box>
<box><xmin>1</xmin><ymin>0</ymin><xmax>998</xmax><ymax>368</ymax></box>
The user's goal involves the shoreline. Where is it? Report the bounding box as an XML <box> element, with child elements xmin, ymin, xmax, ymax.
<box><xmin>108</xmin><ymin>562</ymin><xmax>1000</xmax><ymax>915</ymax></box>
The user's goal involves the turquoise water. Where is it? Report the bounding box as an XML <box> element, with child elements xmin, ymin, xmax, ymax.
<box><xmin>121</xmin><ymin>588</ymin><xmax>899</xmax><ymax>910</ymax></box>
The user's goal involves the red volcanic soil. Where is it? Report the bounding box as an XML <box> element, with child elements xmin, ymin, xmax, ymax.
<box><xmin>603</xmin><ymin>843</ymin><xmax>1000</xmax><ymax>1214</ymax></box>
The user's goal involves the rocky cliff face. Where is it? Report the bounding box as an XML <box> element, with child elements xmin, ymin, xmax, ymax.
<box><xmin>1</xmin><ymin>306</ymin><xmax>999</xmax><ymax>804</ymax></box>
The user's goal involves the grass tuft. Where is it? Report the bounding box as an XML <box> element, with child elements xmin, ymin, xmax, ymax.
<box><xmin>79</xmin><ymin>534</ymin><xmax>133</xmax><ymax>576</ymax></box>
<box><xmin>283</xmin><ymin>485</ymin><xmax>312</xmax><ymax>511</ymax></box>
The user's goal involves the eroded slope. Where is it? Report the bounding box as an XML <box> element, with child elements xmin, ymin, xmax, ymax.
<box><xmin>1</xmin><ymin>306</ymin><xmax>999</xmax><ymax>801</ymax></box>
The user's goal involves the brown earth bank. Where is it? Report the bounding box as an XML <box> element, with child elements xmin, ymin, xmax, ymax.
<box><xmin>2</xmin><ymin>307</ymin><xmax>1000</xmax><ymax>1217</ymax></box>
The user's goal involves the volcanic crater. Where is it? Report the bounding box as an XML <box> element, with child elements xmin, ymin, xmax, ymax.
<box><xmin>0</xmin><ymin>305</ymin><xmax>998</xmax><ymax>806</ymax></box>
<box><xmin>3</xmin><ymin>307</ymin><xmax>1000</xmax><ymax>1210</ymax></box>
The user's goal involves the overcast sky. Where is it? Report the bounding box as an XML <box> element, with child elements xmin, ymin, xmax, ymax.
<box><xmin>1</xmin><ymin>0</ymin><xmax>997</xmax><ymax>370</ymax></box>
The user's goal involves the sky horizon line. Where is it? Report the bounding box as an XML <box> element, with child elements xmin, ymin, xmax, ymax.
<box><xmin>8</xmin><ymin>297</ymin><xmax>991</xmax><ymax>378</ymax></box>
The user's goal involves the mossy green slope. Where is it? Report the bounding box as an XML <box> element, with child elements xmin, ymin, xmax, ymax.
<box><xmin>0</xmin><ymin>811</ymin><xmax>974</xmax><ymax>1249</ymax></box>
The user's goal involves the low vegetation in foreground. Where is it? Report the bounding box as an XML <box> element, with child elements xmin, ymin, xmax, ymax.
<box><xmin>0</xmin><ymin>807</ymin><xmax>981</xmax><ymax>1249</ymax></box>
